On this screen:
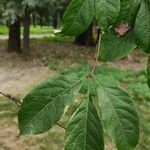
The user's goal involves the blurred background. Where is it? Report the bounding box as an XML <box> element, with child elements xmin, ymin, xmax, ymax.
<box><xmin>0</xmin><ymin>0</ymin><xmax>149</xmax><ymax>150</ymax></box>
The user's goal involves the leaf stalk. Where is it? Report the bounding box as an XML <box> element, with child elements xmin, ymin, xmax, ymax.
<box><xmin>0</xmin><ymin>91</ymin><xmax>66</xmax><ymax>130</ymax></box>
<box><xmin>88</xmin><ymin>33</ymin><xmax>102</xmax><ymax>77</ymax></box>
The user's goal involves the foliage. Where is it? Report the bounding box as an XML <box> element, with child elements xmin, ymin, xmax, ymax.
<box><xmin>62</xmin><ymin>0</ymin><xmax>95</xmax><ymax>36</ymax></box>
<box><xmin>0</xmin><ymin>0</ymin><xmax>68</xmax><ymax>27</ymax></box>
<box><xmin>16</xmin><ymin>0</ymin><xmax>150</xmax><ymax>150</ymax></box>
<box><xmin>95</xmin><ymin>0</ymin><xmax>120</xmax><ymax>31</ymax></box>
<box><xmin>134</xmin><ymin>0</ymin><xmax>150</xmax><ymax>53</ymax></box>
<box><xmin>1</xmin><ymin>0</ymin><xmax>22</xmax><ymax>23</ymax></box>
<box><xmin>116</xmin><ymin>0</ymin><xmax>141</xmax><ymax>26</ymax></box>
<box><xmin>19</xmin><ymin>76</ymin><xmax>83</xmax><ymax>135</ymax></box>
<box><xmin>61</xmin><ymin>65</ymin><xmax>150</xmax><ymax>101</ymax></box>
<box><xmin>97</xmin><ymin>85</ymin><xmax>139</xmax><ymax>150</ymax></box>
<box><xmin>62</xmin><ymin>0</ymin><xmax>149</xmax><ymax>55</ymax></box>
<box><xmin>99</xmin><ymin>31</ymin><xmax>136</xmax><ymax>61</ymax></box>
<box><xmin>18</xmin><ymin>67</ymin><xmax>140</xmax><ymax>150</ymax></box>
<box><xmin>65</xmin><ymin>93</ymin><xmax>104</xmax><ymax>150</ymax></box>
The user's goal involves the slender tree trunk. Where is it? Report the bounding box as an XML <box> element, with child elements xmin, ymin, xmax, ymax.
<box><xmin>32</xmin><ymin>13</ymin><xmax>36</xmax><ymax>27</ymax></box>
<box><xmin>40</xmin><ymin>14</ymin><xmax>43</xmax><ymax>27</ymax></box>
<box><xmin>96</xmin><ymin>28</ymin><xmax>101</xmax><ymax>43</ymax></box>
<box><xmin>75</xmin><ymin>24</ymin><xmax>95</xmax><ymax>46</ymax></box>
<box><xmin>56</xmin><ymin>11</ymin><xmax>61</xmax><ymax>29</ymax></box>
<box><xmin>53</xmin><ymin>13</ymin><xmax>58</xmax><ymax>29</ymax></box>
<box><xmin>23</xmin><ymin>6</ymin><xmax>30</xmax><ymax>56</ymax></box>
<box><xmin>8</xmin><ymin>18</ymin><xmax>21</xmax><ymax>53</ymax></box>
<box><xmin>53</xmin><ymin>0</ymin><xmax>61</xmax><ymax>29</ymax></box>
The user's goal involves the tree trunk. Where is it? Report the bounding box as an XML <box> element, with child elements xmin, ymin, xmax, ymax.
<box><xmin>96</xmin><ymin>28</ymin><xmax>101</xmax><ymax>43</ymax></box>
<box><xmin>8</xmin><ymin>18</ymin><xmax>21</xmax><ymax>53</ymax></box>
<box><xmin>39</xmin><ymin>14</ymin><xmax>43</xmax><ymax>27</ymax></box>
<box><xmin>75</xmin><ymin>24</ymin><xmax>95</xmax><ymax>46</ymax></box>
<box><xmin>53</xmin><ymin>13</ymin><xmax>58</xmax><ymax>29</ymax></box>
<box><xmin>32</xmin><ymin>13</ymin><xmax>36</xmax><ymax>27</ymax></box>
<box><xmin>56</xmin><ymin>11</ymin><xmax>61</xmax><ymax>29</ymax></box>
<box><xmin>23</xmin><ymin>6</ymin><xmax>30</xmax><ymax>56</ymax></box>
<box><xmin>53</xmin><ymin>0</ymin><xmax>61</xmax><ymax>29</ymax></box>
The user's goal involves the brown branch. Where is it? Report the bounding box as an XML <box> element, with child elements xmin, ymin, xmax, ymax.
<box><xmin>0</xmin><ymin>91</ymin><xmax>21</xmax><ymax>106</ymax></box>
<box><xmin>56</xmin><ymin>123</ymin><xmax>66</xmax><ymax>129</ymax></box>
<box><xmin>0</xmin><ymin>91</ymin><xmax>66</xmax><ymax>130</ymax></box>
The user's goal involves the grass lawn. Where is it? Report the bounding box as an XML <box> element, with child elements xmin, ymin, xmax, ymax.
<box><xmin>0</xmin><ymin>25</ymin><xmax>54</xmax><ymax>35</ymax></box>
<box><xmin>0</xmin><ymin>25</ymin><xmax>8</xmax><ymax>35</ymax></box>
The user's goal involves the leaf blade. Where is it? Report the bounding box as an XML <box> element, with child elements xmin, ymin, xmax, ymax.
<box><xmin>95</xmin><ymin>0</ymin><xmax>120</xmax><ymax>31</ymax></box>
<box><xmin>97</xmin><ymin>84</ymin><xmax>140</xmax><ymax>150</ymax></box>
<box><xmin>62</xmin><ymin>0</ymin><xmax>95</xmax><ymax>36</ymax></box>
<box><xmin>116</xmin><ymin>0</ymin><xmax>141</xmax><ymax>26</ymax></box>
<box><xmin>65</xmin><ymin>96</ymin><xmax>104</xmax><ymax>150</ymax></box>
<box><xmin>18</xmin><ymin>76</ymin><xmax>83</xmax><ymax>135</ymax></box>
<box><xmin>100</xmin><ymin>32</ymin><xmax>137</xmax><ymax>62</ymax></box>
<box><xmin>134</xmin><ymin>0</ymin><xmax>150</xmax><ymax>53</ymax></box>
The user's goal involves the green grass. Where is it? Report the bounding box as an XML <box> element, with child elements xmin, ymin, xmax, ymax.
<box><xmin>0</xmin><ymin>25</ymin><xmax>54</xmax><ymax>35</ymax></box>
<box><xmin>29</xmin><ymin>25</ymin><xmax>54</xmax><ymax>34</ymax></box>
<box><xmin>0</xmin><ymin>25</ymin><xmax>8</xmax><ymax>35</ymax></box>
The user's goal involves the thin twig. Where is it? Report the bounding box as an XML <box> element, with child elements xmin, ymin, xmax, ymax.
<box><xmin>88</xmin><ymin>33</ymin><xmax>102</xmax><ymax>77</ymax></box>
<box><xmin>0</xmin><ymin>91</ymin><xmax>21</xmax><ymax>106</ymax></box>
<box><xmin>56</xmin><ymin>123</ymin><xmax>66</xmax><ymax>129</ymax></box>
<box><xmin>0</xmin><ymin>91</ymin><xmax>66</xmax><ymax>130</ymax></box>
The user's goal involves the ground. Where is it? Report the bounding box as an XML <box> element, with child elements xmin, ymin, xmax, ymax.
<box><xmin>0</xmin><ymin>39</ymin><xmax>149</xmax><ymax>150</ymax></box>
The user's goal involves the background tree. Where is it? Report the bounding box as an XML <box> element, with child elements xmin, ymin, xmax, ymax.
<box><xmin>0</xmin><ymin>0</ymin><xmax>96</xmax><ymax>53</ymax></box>
<box><xmin>2</xmin><ymin>0</ymin><xmax>22</xmax><ymax>53</ymax></box>
<box><xmin>75</xmin><ymin>23</ymin><xmax>95</xmax><ymax>46</ymax></box>
<box><xmin>0</xmin><ymin>0</ymin><xmax>56</xmax><ymax>55</ymax></box>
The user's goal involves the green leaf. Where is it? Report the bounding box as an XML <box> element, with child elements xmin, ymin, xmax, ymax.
<box><xmin>65</xmin><ymin>95</ymin><xmax>104</xmax><ymax>150</ymax></box>
<box><xmin>18</xmin><ymin>76</ymin><xmax>83</xmax><ymax>135</ymax></box>
<box><xmin>147</xmin><ymin>57</ymin><xmax>150</xmax><ymax>88</ymax></box>
<box><xmin>97</xmin><ymin>84</ymin><xmax>140</xmax><ymax>150</ymax></box>
<box><xmin>116</xmin><ymin>0</ymin><xmax>141</xmax><ymax>26</ymax></box>
<box><xmin>62</xmin><ymin>0</ymin><xmax>95</xmax><ymax>36</ymax></box>
<box><xmin>100</xmin><ymin>32</ymin><xmax>137</xmax><ymax>62</ymax></box>
<box><xmin>95</xmin><ymin>0</ymin><xmax>120</xmax><ymax>31</ymax></box>
<box><xmin>134</xmin><ymin>0</ymin><xmax>150</xmax><ymax>53</ymax></box>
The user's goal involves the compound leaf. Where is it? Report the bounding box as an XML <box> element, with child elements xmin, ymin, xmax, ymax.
<box><xmin>62</xmin><ymin>0</ymin><xmax>95</xmax><ymax>36</ymax></box>
<box><xmin>95</xmin><ymin>0</ymin><xmax>120</xmax><ymax>31</ymax></box>
<box><xmin>97</xmin><ymin>84</ymin><xmax>140</xmax><ymax>150</ymax></box>
<box><xmin>100</xmin><ymin>32</ymin><xmax>137</xmax><ymax>62</ymax></box>
<box><xmin>18</xmin><ymin>76</ymin><xmax>83</xmax><ymax>135</ymax></box>
<box><xmin>65</xmin><ymin>95</ymin><xmax>104</xmax><ymax>150</ymax></box>
<box><xmin>134</xmin><ymin>0</ymin><xmax>150</xmax><ymax>53</ymax></box>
